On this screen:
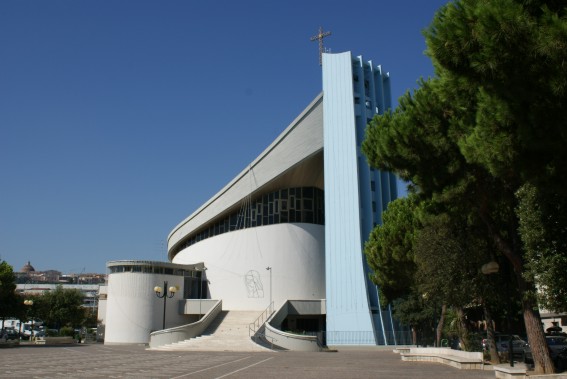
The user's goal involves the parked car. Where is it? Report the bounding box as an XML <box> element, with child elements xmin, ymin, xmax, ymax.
<box><xmin>555</xmin><ymin>346</ymin><xmax>567</xmax><ymax>372</ymax></box>
<box><xmin>482</xmin><ymin>333</ymin><xmax>528</xmax><ymax>357</ymax></box>
<box><xmin>524</xmin><ymin>335</ymin><xmax>567</xmax><ymax>370</ymax></box>
<box><xmin>1</xmin><ymin>328</ymin><xmax>19</xmax><ymax>341</ymax></box>
<box><xmin>21</xmin><ymin>325</ymin><xmax>42</xmax><ymax>340</ymax></box>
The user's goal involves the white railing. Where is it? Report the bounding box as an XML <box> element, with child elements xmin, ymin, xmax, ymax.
<box><xmin>149</xmin><ymin>299</ymin><xmax>222</xmax><ymax>348</ymax></box>
<box><xmin>248</xmin><ymin>301</ymin><xmax>274</xmax><ymax>338</ymax></box>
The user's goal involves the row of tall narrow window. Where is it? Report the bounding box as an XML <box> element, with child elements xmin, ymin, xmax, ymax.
<box><xmin>175</xmin><ymin>187</ymin><xmax>325</xmax><ymax>253</ymax></box>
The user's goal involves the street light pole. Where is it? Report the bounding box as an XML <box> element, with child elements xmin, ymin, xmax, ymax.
<box><xmin>266</xmin><ymin>267</ymin><xmax>272</xmax><ymax>311</ymax></box>
<box><xmin>154</xmin><ymin>281</ymin><xmax>177</xmax><ymax>330</ymax></box>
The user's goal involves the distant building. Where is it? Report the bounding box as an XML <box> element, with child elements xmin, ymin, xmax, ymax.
<box><xmin>14</xmin><ymin>261</ymin><xmax>106</xmax><ymax>285</ymax></box>
<box><xmin>12</xmin><ymin>261</ymin><xmax>106</xmax><ymax>311</ymax></box>
<box><xmin>16</xmin><ymin>283</ymin><xmax>101</xmax><ymax>310</ymax></box>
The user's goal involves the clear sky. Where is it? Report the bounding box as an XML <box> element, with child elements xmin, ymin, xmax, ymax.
<box><xmin>0</xmin><ymin>0</ymin><xmax>448</xmax><ymax>274</ymax></box>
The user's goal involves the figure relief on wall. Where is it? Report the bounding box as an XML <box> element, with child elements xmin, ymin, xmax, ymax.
<box><xmin>244</xmin><ymin>270</ymin><xmax>264</xmax><ymax>298</ymax></box>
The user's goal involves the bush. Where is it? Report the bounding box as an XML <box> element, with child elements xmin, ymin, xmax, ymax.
<box><xmin>59</xmin><ymin>326</ymin><xmax>74</xmax><ymax>337</ymax></box>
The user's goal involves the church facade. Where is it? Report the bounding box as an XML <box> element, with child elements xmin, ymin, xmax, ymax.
<box><xmin>103</xmin><ymin>51</ymin><xmax>404</xmax><ymax>346</ymax></box>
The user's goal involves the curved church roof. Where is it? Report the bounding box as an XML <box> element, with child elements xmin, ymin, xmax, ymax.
<box><xmin>167</xmin><ymin>93</ymin><xmax>324</xmax><ymax>261</ymax></box>
<box><xmin>21</xmin><ymin>261</ymin><xmax>35</xmax><ymax>273</ymax></box>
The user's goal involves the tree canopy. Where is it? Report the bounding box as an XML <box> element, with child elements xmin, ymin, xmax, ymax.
<box><xmin>0</xmin><ymin>260</ymin><xmax>20</xmax><ymax>322</ymax></box>
<box><xmin>39</xmin><ymin>286</ymin><xmax>85</xmax><ymax>329</ymax></box>
<box><xmin>362</xmin><ymin>0</ymin><xmax>566</xmax><ymax>373</ymax></box>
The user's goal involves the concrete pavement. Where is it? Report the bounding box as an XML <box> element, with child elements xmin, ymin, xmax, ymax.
<box><xmin>0</xmin><ymin>344</ymin><xmax>497</xmax><ymax>378</ymax></box>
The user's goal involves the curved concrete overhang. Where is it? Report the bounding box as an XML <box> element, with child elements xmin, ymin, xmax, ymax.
<box><xmin>107</xmin><ymin>260</ymin><xmax>202</xmax><ymax>271</ymax></box>
<box><xmin>168</xmin><ymin>93</ymin><xmax>324</xmax><ymax>261</ymax></box>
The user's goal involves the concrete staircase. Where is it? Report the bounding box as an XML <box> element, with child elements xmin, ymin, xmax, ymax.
<box><xmin>149</xmin><ymin>311</ymin><xmax>270</xmax><ymax>352</ymax></box>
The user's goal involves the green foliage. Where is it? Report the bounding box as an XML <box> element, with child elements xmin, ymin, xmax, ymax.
<box><xmin>414</xmin><ymin>214</ymin><xmax>490</xmax><ymax>308</ymax></box>
<box><xmin>83</xmin><ymin>310</ymin><xmax>99</xmax><ymax>329</ymax></box>
<box><xmin>40</xmin><ymin>286</ymin><xmax>85</xmax><ymax>329</ymax></box>
<box><xmin>59</xmin><ymin>326</ymin><xmax>74</xmax><ymax>337</ymax></box>
<box><xmin>363</xmin><ymin>0</ymin><xmax>566</xmax><ymax>372</ymax></box>
<box><xmin>0</xmin><ymin>260</ymin><xmax>21</xmax><ymax>320</ymax></box>
<box><xmin>364</xmin><ymin>195</ymin><xmax>421</xmax><ymax>304</ymax></box>
<box><xmin>392</xmin><ymin>293</ymin><xmax>437</xmax><ymax>346</ymax></box>
<box><xmin>517</xmin><ymin>183</ymin><xmax>567</xmax><ymax>312</ymax></box>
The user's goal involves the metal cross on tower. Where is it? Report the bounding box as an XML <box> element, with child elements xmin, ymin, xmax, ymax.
<box><xmin>310</xmin><ymin>26</ymin><xmax>331</xmax><ymax>66</ymax></box>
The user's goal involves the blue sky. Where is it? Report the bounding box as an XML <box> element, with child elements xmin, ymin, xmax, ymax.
<box><xmin>0</xmin><ymin>0</ymin><xmax>448</xmax><ymax>274</ymax></box>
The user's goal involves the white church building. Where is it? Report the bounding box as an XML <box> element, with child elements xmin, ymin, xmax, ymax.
<box><xmin>100</xmin><ymin>52</ymin><xmax>407</xmax><ymax>350</ymax></box>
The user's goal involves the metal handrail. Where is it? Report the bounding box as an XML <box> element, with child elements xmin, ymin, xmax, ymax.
<box><xmin>248</xmin><ymin>301</ymin><xmax>274</xmax><ymax>337</ymax></box>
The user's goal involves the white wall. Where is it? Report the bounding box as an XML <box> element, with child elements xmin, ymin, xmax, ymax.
<box><xmin>172</xmin><ymin>223</ymin><xmax>325</xmax><ymax>311</ymax></box>
<box><xmin>104</xmin><ymin>272</ymin><xmax>188</xmax><ymax>344</ymax></box>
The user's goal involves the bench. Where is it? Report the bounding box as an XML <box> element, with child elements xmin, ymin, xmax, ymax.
<box><xmin>493</xmin><ymin>364</ymin><xmax>528</xmax><ymax>379</ymax></box>
<box><xmin>393</xmin><ymin>347</ymin><xmax>411</xmax><ymax>354</ymax></box>
<box><xmin>35</xmin><ymin>336</ymin><xmax>75</xmax><ymax>345</ymax></box>
<box><xmin>401</xmin><ymin>347</ymin><xmax>485</xmax><ymax>370</ymax></box>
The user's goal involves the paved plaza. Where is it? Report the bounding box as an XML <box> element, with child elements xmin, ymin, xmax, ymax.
<box><xmin>0</xmin><ymin>344</ymin><xmax>496</xmax><ymax>379</ymax></box>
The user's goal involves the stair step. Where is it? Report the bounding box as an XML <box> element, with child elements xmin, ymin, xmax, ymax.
<box><xmin>149</xmin><ymin>311</ymin><xmax>271</xmax><ymax>352</ymax></box>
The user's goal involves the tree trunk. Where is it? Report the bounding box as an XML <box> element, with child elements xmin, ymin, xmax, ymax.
<box><xmin>436</xmin><ymin>304</ymin><xmax>447</xmax><ymax>347</ymax></box>
<box><xmin>455</xmin><ymin>307</ymin><xmax>469</xmax><ymax>351</ymax></box>
<box><xmin>412</xmin><ymin>326</ymin><xmax>417</xmax><ymax>346</ymax></box>
<box><xmin>479</xmin><ymin>209</ymin><xmax>555</xmax><ymax>373</ymax></box>
<box><xmin>484</xmin><ymin>304</ymin><xmax>500</xmax><ymax>364</ymax></box>
<box><xmin>494</xmin><ymin>233</ymin><xmax>554</xmax><ymax>373</ymax></box>
<box><xmin>520</xmin><ymin>280</ymin><xmax>555</xmax><ymax>374</ymax></box>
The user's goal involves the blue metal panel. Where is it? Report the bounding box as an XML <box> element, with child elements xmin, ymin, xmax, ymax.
<box><xmin>323</xmin><ymin>52</ymin><xmax>375</xmax><ymax>344</ymax></box>
<box><xmin>323</xmin><ymin>52</ymin><xmax>398</xmax><ymax>345</ymax></box>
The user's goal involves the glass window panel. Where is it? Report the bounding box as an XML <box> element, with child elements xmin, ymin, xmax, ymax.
<box><xmin>305</xmin><ymin>211</ymin><xmax>314</xmax><ymax>223</ymax></box>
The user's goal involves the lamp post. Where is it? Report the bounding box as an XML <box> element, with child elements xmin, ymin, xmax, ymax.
<box><xmin>482</xmin><ymin>261</ymin><xmax>515</xmax><ymax>367</ymax></box>
<box><xmin>266</xmin><ymin>266</ymin><xmax>272</xmax><ymax>310</ymax></box>
<box><xmin>24</xmin><ymin>299</ymin><xmax>33</xmax><ymax>341</ymax></box>
<box><xmin>197</xmin><ymin>267</ymin><xmax>207</xmax><ymax>320</ymax></box>
<box><xmin>154</xmin><ymin>281</ymin><xmax>177</xmax><ymax>330</ymax></box>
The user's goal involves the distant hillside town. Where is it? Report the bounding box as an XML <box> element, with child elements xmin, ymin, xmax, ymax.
<box><xmin>14</xmin><ymin>261</ymin><xmax>107</xmax><ymax>311</ymax></box>
<box><xmin>15</xmin><ymin>261</ymin><xmax>106</xmax><ymax>285</ymax></box>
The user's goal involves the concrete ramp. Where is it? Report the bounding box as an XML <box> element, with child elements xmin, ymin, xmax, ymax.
<box><xmin>149</xmin><ymin>311</ymin><xmax>269</xmax><ymax>352</ymax></box>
